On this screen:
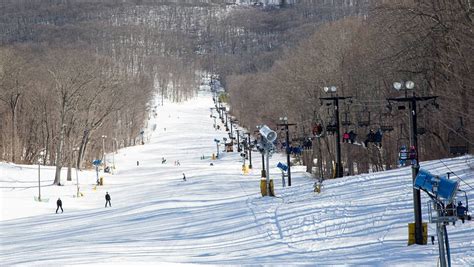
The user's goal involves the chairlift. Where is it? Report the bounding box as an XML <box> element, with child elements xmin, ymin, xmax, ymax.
<box><xmin>326</xmin><ymin>120</ymin><xmax>337</xmax><ymax>135</ymax></box>
<box><xmin>417</xmin><ymin>127</ymin><xmax>427</xmax><ymax>135</ymax></box>
<box><xmin>341</xmin><ymin>111</ymin><xmax>351</xmax><ymax>127</ymax></box>
<box><xmin>380</xmin><ymin>125</ymin><xmax>394</xmax><ymax>132</ymax></box>
<box><xmin>456</xmin><ymin>189</ymin><xmax>472</xmax><ymax>223</ymax></box>
<box><xmin>312</xmin><ymin>122</ymin><xmax>324</xmax><ymax>138</ymax></box>
<box><xmin>292</xmin><ymin>136</ymin><xmax>305</xmax><ymax>142</ymax></box>
<box><xmin>396</xmin><ymin>123</ymin><xmax>410</xmax><ymax>165</ymax></box>
<box><xmin>357</xmin><ymin>107</ymin><xmax>371</xmax><ymax>127</ymax></box>
<box><xmin>397</xmin><ymin>104</ymin><xmax>406</xmax><ymax>110</ymax></box>
<box><xmin>303</xmin><ymin>138</ymin><xmax>313</xmax><ymax>149</ymax></box>
<box><xmin>364</xmin><ymin>128</ymin><xmax>383</xmax><ymax>148</ymax></box>
<box><xmin>379</xmin><ymin>112</ymin><xmax>394</xmax><ymax>132</ymax></box>
<box><xmin>448</xmin><ymin>117</ymin><xmax>469</xmax><ymax>155</ymax></box>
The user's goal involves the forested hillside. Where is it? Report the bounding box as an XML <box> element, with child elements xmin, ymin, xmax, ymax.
<box><xmin>0</xmin><ymin>0</ymin><xmax>471</xmax><ymax>180</ymax></box>
<box><xmin>226</xmin><ymin>1</ymin><xmax>473</xmax><ymax>176</ymax></box>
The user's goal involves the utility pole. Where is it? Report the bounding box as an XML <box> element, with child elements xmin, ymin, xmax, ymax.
<box><xmin>112</xmin><ymin>138</ymin><xmax>116</xmax><ymax>169</ymax></box>
<box><xmin>236</xmin><ymin>130</ymin><xmax>241</xmax><ymax>152</ymax></box>
<box><xmin>388</xmin><ymin>80</ymin><xmax>438</xmax><ymax>245</ymax></box>
<box><xmin>219</xmin><ymin>107</ymin><xmax>225</xmax><ymax>123</ymax></box>
<box><xmin>101</xmin><ymin>135</ymin><xmax>107</xmax><ymax>168</ymax></box>
<box><xmin>214</xmin><ymin>139</ymin><xmax>220</xmax><ymax>158</ymax></box>
<box><xmin>73</xmin><ymin>147</ymin><xmax>80</xmax><ymax>197</ymax></box>
<box><xmin>230</xmin><ymin>119</ymin><xmax>235</xmax><ymax>139</ymax></box>
<box><xmin>225</xmin><ymin>111</ymin><xmax>229</xmax><ymax>131</ymax></box>
<box><xmin>255</xmin><ymin>131</ymin><xmax>266</xmax><ymax>177</ymax></box>
<box><xmin>277</xmin><ymin>117</ymin><xmax>296</xmax><ymax>186</ymax></box>
<box><xmin>320</xmin><ymin>86</ymin><xmax>351</xmax><ymax>178</ymax></box>
<box><xmin>257</xmin><ymin>125</ymin><xmax>277</xmax><ymax>196</ymax></box>
<box><xmin>37</xmin><ymin>151</ymin><xmax>44</xmax><ymax>201</ymax></box>
<box><xmin>247</xmin><ymin>133</ymin><xmax>252</xmax><ymax>169</ymax></box>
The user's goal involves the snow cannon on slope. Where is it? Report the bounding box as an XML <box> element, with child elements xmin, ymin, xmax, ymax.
<box><xmin>414</xmin><ymin>169</ymin><xmax>459</xmax><ymax>203</ymax></box>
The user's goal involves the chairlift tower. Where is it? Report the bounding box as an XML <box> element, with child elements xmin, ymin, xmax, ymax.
<box><xmin>236</xmin><ymin>129</ymin><xmax>241</xmax><ymax>152</ymax></box>
<box><xmin>388</xmin><ymin>80</ymin><xmax>438</xmax><ymax>245</ymax></box>
<box><xmin>414</xmin><ymin>169</ymin><xmax>460</xmax><ymax>267</ymax></box>
<box><xmin>320</xmin><ymin>86</ymin><xmax>352</xmax><ymax>178</ymax></box>
<box><xmin>277</xmin><ymin>117</ymin><xmax>296</xmax><ymax>186</ymax></box>
<box><xmin>246</xmin><ymin>132</ymin><xmax>253</xmax><ymax>169</ymax></box>
<box><xmin>257</xmin><ymin>125</ymin><xmax>277</xmax><ymax>196</ymax></box>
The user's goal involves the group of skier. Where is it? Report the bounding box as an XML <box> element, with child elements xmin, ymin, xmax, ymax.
<box><xmin>398</xmin><ymin>145</ymin><xmax>417</xmax><ymax>167</ymax></box>
<box><xmin>56</xmin><ymin>192</ymin><xmax>111</xmax><ymax>214</ymax></box>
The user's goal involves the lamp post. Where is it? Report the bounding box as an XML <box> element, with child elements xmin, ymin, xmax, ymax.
<box><xmin>388</xmin><ymin>81</ymin><xmax>437</xmax><ymax>245</ymax></box>
<box><xmin>101</xmin><ymin>135</ymin><xmax>107</xmax><ymax>168</ymax></box>
<box><xmin>230</xmin><ymin>119</ymin><xmax>235</xmax><ymax>140</ymax></box>
<box><xmin>247</xmin><ymin>132</ymin><xmax>252</xmax><ymax>169</ymax></box>
<box><xmin>236</xmin><ymin>129</ymin><xmax>241</xmax><ymax>152</ymax></box>
<box><xmin>73</xmin><ymin>147</ymin><xmax>80</xmax><ymax>197</ymax></box>
<box><xmin>211</xmin><ymin>115</ymin><xmax>217</xmax><ymax>129</ymax></box>
<box><xmin>37</xmin><ymin>150</ymin><xmax>45</xmax><ymax>201</ymax></box>
<box><xmin>320</xmin><ymin>86</ymin><xmax>351</xmax><ymax>178</ymax></box>
<box><xmin>214</xmin><ymin>139</ymin><xmax>220</xmax><ymax>158</ymax></box>
<box><xmin>225</xmin><ymin>111</ymin><xmax>229</xmax><ymax>132</ymax></box>
<box><xmin>257</xmin><ymin>125</ymin><xmax>277</xmax><ymax>196</ymax></box>
<box><xmin>277</xmin><ymin>117</ymin><xmax>296</xmax><ymax>186</ymax></box>
<box><xmin>112</xmin><ymin>138</ymin><xmax>117</xmax><ymax>170</ymax></box>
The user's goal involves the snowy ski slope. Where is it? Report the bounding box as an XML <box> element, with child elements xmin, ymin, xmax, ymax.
<box><xmin>0</xmin><ymin>92</ymin><xmax>473</xmax><ymax>266</ymax></box>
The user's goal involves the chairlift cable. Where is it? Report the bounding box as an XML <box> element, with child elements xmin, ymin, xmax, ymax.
<box><xmin>431</xmin><ymin>114</ymin><xmax>474</xmax><ymax>146</ymax></box>
<box><xmin>437</xmin><ymin>158</ymin><xmax>474</xmax><ymax>190</ymax></box>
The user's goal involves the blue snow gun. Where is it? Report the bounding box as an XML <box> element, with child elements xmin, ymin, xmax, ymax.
<box><xmin>414</xmin><ymin>168</ymin><xmax>459</xmax><ymax>203</ymax></box>
<box><xmin>277</xmin><ymin>162</ymin><xmax>288</xmax><ymax>172</ymax></box>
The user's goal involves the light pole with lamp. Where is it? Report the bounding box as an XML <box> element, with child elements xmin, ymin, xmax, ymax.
<box><xmin>388</xmin><ymin>80</ymin><xmax>438</xmax><ymax>245</ymax></box>
<box><xmin>277</xmin><ymin>117</ymin><xmax>296</xmax><ymax>186</ymax></box>
<box><xmin>73</xmin><ymin>147</ymin><xmax>80</xmax><ymax>197</ymax></box>
<box><xmin>112</xmin><ymin>138</ymin><xmax>117</xmax><ymax>170</ymax></box>
<box><xmin>257</xmin><ymin>125</ymin><xmax>277</xmax><ymax>196</ymax></box>
<box><xmin>246</xmin><ymin>132</ymin><xmax>253</xmax><ymax>169</ymax></box>
<box><xmin>236</xmin><ymin>129</ymin><xmax>241</xmax><ymax>152</ymax></box>
<box><xmin>212</xmin><ymin>115</ymin><xmax>217</xmax><ymax>130</ymax></box>
<box><xmin>37</xmin><ymin>150</ymin><xmax>45</xmax><ymax>201</ymax></box>
<box><xmin>101</xmin><ymin>135</ymin><xmax>107</xmax><ymax>169</ymax></box>
<box><xmin>224</xmin><ymin>111</ymin><xmax>229</xmax><ymax>131</ymax></box>
<box><xmin>320</xmin><ymin>86</ymin><xmax>351</xmax><ymax>178</ymax></box>
<box><xmin>214</xmin><ymin>139</ymin><xmax>221</xmax><ymax>158</ymax></box>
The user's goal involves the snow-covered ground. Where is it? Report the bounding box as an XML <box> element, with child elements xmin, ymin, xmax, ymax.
<box><xmin>1</xmin><ymin>92</ymin><xmax>473</xmax><ymax>266</ymax></box>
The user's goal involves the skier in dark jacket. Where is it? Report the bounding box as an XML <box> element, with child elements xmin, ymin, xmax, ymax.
<box><xmin>105</xmin><ymin>192</ymin><xmax>111</xmax><ymax>207</ymax></box>
<box><xmin>56</xmin><ymin>198</ymin><xmax>63</xmax><ymax>213</ymax></box>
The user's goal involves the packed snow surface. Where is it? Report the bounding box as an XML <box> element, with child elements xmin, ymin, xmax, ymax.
<box><xmin>1</xmin><ymin>92</ymin><xmax>473</xmax><ymax>266</ymax></box>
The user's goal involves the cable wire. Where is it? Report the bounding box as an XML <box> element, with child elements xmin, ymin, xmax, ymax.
<box><xmin>438</xmin><ymin>157</ymin><xmax>474</xmax><ymax>190</ymax></box>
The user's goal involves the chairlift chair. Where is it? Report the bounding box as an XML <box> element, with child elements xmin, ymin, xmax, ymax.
<box><xmin>357</xmin><ymin>107</ymin><xmax>371</xmax><ymax>127</ymax></box>
<box><xmin>326</xmin><ymin>122</ymin><xmax>337</xmax><ymax>135</ymax></box>
<box><xmin>448</xmin><ymin>117</ymin><xmax>469</xmax><ymax>155</ymax></box>
<box><xmin>380</xmin><ymin>125</ymin><xmax>394</xmax><ymax>132</ymax></box>
<box><xmin>312</xmin><ymin>121</ymin><xmax>325</xmax><ymax>138</ymax></box>
<box><xmin>379</xmin><ymin>112</ymin><xmax>394</xmax><ymax>132</ymax></box>
<box><xmin>457</xmin><ymin>190</ymin><xmax>472</xmax><ymax>223</ymax></box>
<box><xmin>396</xmin><ymin>123</ymin><xmax>410</xmax><ymax>165</ymax></box>
<box><xmin>341</xmin><ymin>111</ymin><xmax>351</xmax><ymax>127</ymax></box>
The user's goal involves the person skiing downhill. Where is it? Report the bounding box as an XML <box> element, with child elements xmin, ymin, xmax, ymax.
<box><xmin>182</xmin><ymin>173</ymin><xmax>186</xmax><ymax>181</ymax></box>
<box><xmin>105</xmin><ymin>192</ymin><xmax>111</xmax><ymax>207</ymax></box>
<box><xmin>56</xmin><ymin>198</ymin><xmax>63</xmax><ymax>213</ymax></box>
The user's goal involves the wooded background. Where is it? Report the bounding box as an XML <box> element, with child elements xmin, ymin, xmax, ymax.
<box><xmin>0</xmin><ymin>0</ymin><xmax>472</xmax><ymax>181</ymax></box>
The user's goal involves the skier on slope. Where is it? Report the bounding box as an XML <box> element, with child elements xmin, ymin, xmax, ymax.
<box><xmin>105</xmin><ymin>192</ymin><xmax>111</xmax><ymax>207</ymax></box>
<box><xmin>56</xmin><ymin>198</ymin><xmax>63</xmax><ymax>213</ymax></box>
